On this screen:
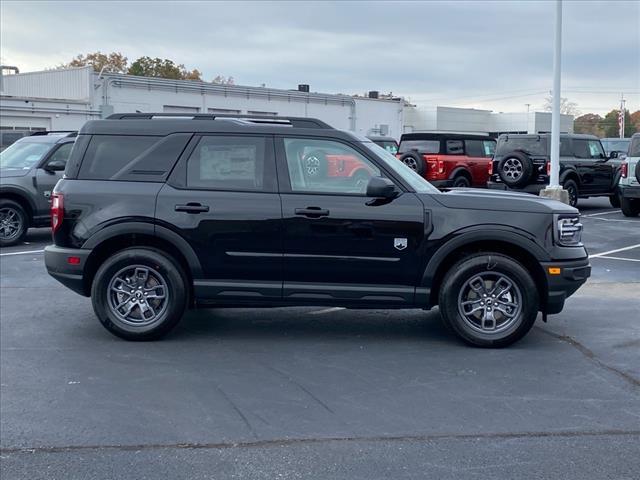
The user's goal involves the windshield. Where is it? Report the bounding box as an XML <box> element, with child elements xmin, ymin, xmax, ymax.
<box><xmin>374</xmin><ymin>141</ymin><xmax>398</xmax><ymax>155</ymax></box>
<box><xmin>0</xmin><ymin>141</ymin><xmax>51</xmax><ymax>170</ymax></box>
<box><xmin>601</xmin><ymin>139</ymin><xmax>630</xmax><ymax>154</ymax></box>
<box><xmin>362</xmin><ymin>141</ymin><xmax>439</xmax><ymax>194</ymax></box>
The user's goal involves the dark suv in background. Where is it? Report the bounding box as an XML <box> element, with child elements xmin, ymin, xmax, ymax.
<box><xmin>396</xmin><ymin>133</ymin><xmax>496</xmax><ymax>189</ymax></box>
<box><xmin>0</xmin><ymin>132</ymin><xmax>75</xmax><ymax>246</ymax></box>
<box><xmin>488</xmin><ymin>133</ymin><xmax>622</xmax><ymax>207</ymax></box>
<box><xmin>45</xmin><ymin>114</ymin><xmax>589</xmax><ymax>347</ymax></box>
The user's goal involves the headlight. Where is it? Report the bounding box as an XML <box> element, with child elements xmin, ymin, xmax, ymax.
<box><xmin>555</xmin><ymin>215</ymin><xmax>583</xmax><ymax>246</ymax></box>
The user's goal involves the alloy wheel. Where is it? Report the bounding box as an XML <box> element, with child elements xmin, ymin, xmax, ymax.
<box><xmin>502</xmin><ymin>158</ymin><xmax>523</xmax><ymax>180</ymax></box>
<box><xmin>0</xmin><ymin>207</ymin><xmax>23</xmax><ymax>242</ymax></box>
<box><xmin>457</xmin><ymin>272</ymin><xmax>523</xmax><ymax>333</ymax></box>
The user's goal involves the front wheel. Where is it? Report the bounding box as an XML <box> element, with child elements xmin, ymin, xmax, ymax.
<box><xmin>91</xmin><ymin>248</ymin><xmax>188</xmax><ymax>340</ymax></box>
<box><xmin>620</xmin><ymin>197</ymin><xmax>640</xmax><ymax>217</ymax></box>
<box><xmin>438</xmin><ymin>253</ymin><xmax>539</xmax><ymax>348</ymax></box>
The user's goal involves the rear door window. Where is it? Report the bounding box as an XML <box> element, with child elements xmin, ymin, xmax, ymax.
<box><xmin>573</xmin><ymin>139</ymin><xmax>604</xmax><ymax>159</ymax></box>
<box><xmin>186</xmin><ymin>135</ymin><xmax>273</xmax><ymax>192</ymax></box>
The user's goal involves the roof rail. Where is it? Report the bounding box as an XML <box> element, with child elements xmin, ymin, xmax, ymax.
<box><xmin>106</xmin><ymin>113</ymin><xmax>333</xmax><ymax>129</ymax></box>
<box><xmin>29</xmin><ymin>131</ymin><xmax>77</xmax><ymax>138</ymax></box>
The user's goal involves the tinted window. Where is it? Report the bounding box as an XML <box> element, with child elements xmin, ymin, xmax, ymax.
<box><xmin>79</xmin><ymin>136</ymin><xmax>159</xmax><ymax>180</ymax></box>
<box><xmin>374</xmin><ymin>141</ymin><xmax>398</xmax><ymax>155</ymax></box>
<box><xmin>496</xmin><ymin>137</ymin><xmax>547</xmax><ymax>156</ymax></box>
<box><xmin>465</xmin><ymin>140</ymin><xmax>484</xmax><ymax>157</ymax></box>
<box><xmin>284</xmin><ymin>138</ymin><xmax>380</xmax><ymax>195</ymax></box>
<box><xmin>629</xmin><ymin>137</ymin><xmax>640</xmax><ymax>157</ymax></box>
<box><xmin>187</xmin><ymin>136</ymin><xmax>267</xmax><ymax>191</ymax></box>
<box><xmin>573</xmin><ymin>139</ymin><xmax>605</xmax><ymax>159</ymax></box>
<box><xmin>483</xmin><ymin>140</ymin><xmax>496</xmax><ymax>157</ymax></box>
<box><xmin>398</xmin><ymin>140</ymin><xmax>440</xmax><ymax>154</ymax></box>
<box><xmin>560</xmin><ymin>137</ymin><xmax>572</xmax><ymax>156</ymax></box>
<box><xmin>446</xmin><ymin>140</ymin><xmax>464</xmax><ymax>155</ymax></box>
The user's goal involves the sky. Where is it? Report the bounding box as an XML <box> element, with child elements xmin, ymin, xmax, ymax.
<box><xmin>1</xmin><ymin>0</ymin><xmax>638</xmax><ymax>115</ymax></box>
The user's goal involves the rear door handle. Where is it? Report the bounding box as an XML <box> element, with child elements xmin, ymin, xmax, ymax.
<box><xmin>175</xmin><ymin>203</ymin><xmax>209</xmax><ymax>213</ymax></box>
<box><xmin>295</xmin><ymin>207</ymin><xmax>329</xmax><ymax>218</ymax></box>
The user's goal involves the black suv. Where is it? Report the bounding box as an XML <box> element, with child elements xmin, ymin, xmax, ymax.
<box><xmin>487</xmin><ymin>133</ymin><xmax>621</xmax><ymax>207</ymax></box>
<box><xmin>0</xmin><ymin>132</ymin><xmax>76</xmax><ymax>246</ymax></box>
<box><xmin>45</xmin><ymin>114</ymin><xmax>590</xmax><ymax>347</ymax></box>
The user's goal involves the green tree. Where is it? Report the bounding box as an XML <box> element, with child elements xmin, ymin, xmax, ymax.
<box><xmin>601</xmin><ymin>109</ymin><xmax>635</xmax><ymax>137</ymax></box>
<box><xmin>573</xmin><ymin>113</ymin><xmax>604</xmax><ymax>136</ymax></box>
<box><xmin>630</xmin><ymin>110</ymin><xmax>640</xmax><ymax>133</ymax></box>
<box><xmin>127</xmin><ymin>57</ymin><xmax>203</xmax><ymax>81</ymax></box>
<box><xmin>62</xmin><ymin>51</ymin><xmax>128</xmax><ymax>73</ymax></box>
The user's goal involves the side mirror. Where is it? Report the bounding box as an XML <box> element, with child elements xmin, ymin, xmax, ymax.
<box><xmin>609</xmin><ymin>151</ymin><xmax>619</xmax><ymax>159</ymax></box>
<box><xmin>366</xmin><ymin>176</ymin><xmax>399</xmax><ymax>199</ymax></box>
<box><xmin>45</xmin><ymin>160</ymin><xmax>66</xmax><ymax>172</ymax></box>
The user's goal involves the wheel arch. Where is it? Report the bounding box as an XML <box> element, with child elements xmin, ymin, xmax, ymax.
<box><xmin>448</xmin><ymin>166</ymin><xmax>472</xmax><ymax>181</ymax></box>
<box><xmin>560</xmin><ymin>167</ymin><xmax>580</xmax><ymax>186</ymax></box>
<box><xmin>81</xmin><ymin>222</ymin><xmax>202</xmax><ymax>300</ymax></box>
<box><xmin>422</xmin><ymin>230</ymin><xmax>549</xmax><ymax>309</ymax></box>
<box><xmin>0</xmin><ymin>187</ymin><xmax>36</xmax><ymax>225</ymax></box>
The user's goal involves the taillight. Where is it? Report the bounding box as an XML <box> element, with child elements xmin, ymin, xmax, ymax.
<box><xmin>51</xmin><ymin>193</ymin><xmax>64</xmax><ymax>233</ymax></box>
<box><xmin>437</xmin><ymin>160</ymin><xmax>445</xmax><ymax>174</ymax></box>
<box><xmin>621</xmin><ymin>162</ymin><xmax>628</xmax><ymax>178</ymax></box>
<box><xmin>546</xmin><ymin>161</ymin><xmax>551</xmax><ymax>176</ymax></box>
<box><xmin>488</xmin><ymin>162</ymin><xmax>493</xmax><ymax>175</ymax></box>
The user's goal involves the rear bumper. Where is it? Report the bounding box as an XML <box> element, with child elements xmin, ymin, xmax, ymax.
<box><xmin>541</xmin><ymin>258</ymin><xmax>591</xmax><ymax>314</ymax></box>
<box><xmin>619</xmin><ymin>184</ymin><xmax>640</xmax><ymax>199</ymax></box>
<box><xmin>487</xmin><ymin>181</ymin><xmax>546</xmax><ymax>195</ymax></box>
<box><xmin>44</xmin><ymin>245</ymin><xmax>90</xmax><ymax>296</ymax></box>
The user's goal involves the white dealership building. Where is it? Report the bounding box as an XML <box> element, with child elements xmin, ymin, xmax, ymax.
<box><xmin>0</xmin><ymin>67</ymin><xmax>573</xmax><ymax>142</ymax></box>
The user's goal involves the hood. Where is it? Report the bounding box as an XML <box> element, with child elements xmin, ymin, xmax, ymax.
<box><xmin>0</xmin><ymin>168</ymin><xmax>31</xmax><ymax>178</ymax></box>
<box><xmin>431</xmin><ymin>188</ymin><xmax>577</xmax><ymax>215</ymax></box>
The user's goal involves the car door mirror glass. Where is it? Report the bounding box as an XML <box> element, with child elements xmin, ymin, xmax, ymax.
<box><xmin>366</xmin><ymin>176</ymin><xmax>398</xmax><ymax>199</ymax></box>
<box><xmin>45</xmin><ymin>160</ymin><xmax>66</xmax><ymax>171</ymax></box>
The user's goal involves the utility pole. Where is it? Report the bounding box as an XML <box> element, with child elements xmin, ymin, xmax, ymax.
<box><xmin>620</xmin><ymin>94</ymin><xmax>626</xmax><ymax>138</ymax></box>
<box><xmin>540</xmin><ymin>0</ymin><xmax>568</xmax><ymax>203</ymax></box>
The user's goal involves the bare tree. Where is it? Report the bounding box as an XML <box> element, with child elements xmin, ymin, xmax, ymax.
<box><xmin>543</xmin><ymin>96</ymin><xmax>580</xmax><ymax>116</ymax></box>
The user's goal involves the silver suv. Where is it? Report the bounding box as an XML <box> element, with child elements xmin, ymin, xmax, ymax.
<box><xmin>619</xmin><ymin>133</ymin><xmax>640</xmax><ymax>217</ymax></box>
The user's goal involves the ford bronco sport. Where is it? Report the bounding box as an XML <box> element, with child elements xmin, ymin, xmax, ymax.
<box><xmin>0</xmin><ymin>131</ymin><xmax>76</xmax><ymax>246</ymax></box>
<box><xmin>45</xmin><ymin>114</ymin><xmax>590</xmax><ymax>347</ymax></box>
<box><xmin>618</xmin><ymin>133</ymin><xmax>640</xmax><ymax>217</ymax></box>
<box><xmin>487</xmin><ymin>133</ymin><xmax>622</xmax><ymax>208</ymax></box>
<box><xmin>397</xmin><ymin>133</ymin><xmax>496</xmax><ymax>189</ymax></box>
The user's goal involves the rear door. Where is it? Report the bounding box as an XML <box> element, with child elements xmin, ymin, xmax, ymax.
<box><xmin>464</xmin><ymin>139</ymin><xmax>494</xmax><ymax>186</ymax></box>
<box><xmin>156</xmin><ymin>134</ymin><xmax>283</xmax><ymax>301</ymax></box>
<box><xmin>572</xmin><ymin>139</ymin><xmax>611</xmax><ymax>193</ymax></box>
<box><xmin>34</xmin><ymin>142</ymin><xmax>73</xmax><ymax>216</ymax></box>
<box><xmin>276</xmin><ymin>136</ymin><xmax>427</xmax><ymax>306</ymax></box>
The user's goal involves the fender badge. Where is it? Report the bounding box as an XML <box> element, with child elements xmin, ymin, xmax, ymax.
<box><xmin>394</xmin><ymin>238</ymin><xmax>408</xmax><ymax>250</ymax></box>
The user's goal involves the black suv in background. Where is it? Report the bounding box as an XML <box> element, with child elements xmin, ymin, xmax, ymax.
<box><xmin>45</xmin><ymin>114</ymin><xmax>590</xmax><ymax>347</ymax></box>
<box><xmin>0</xmin><ymin>132</ymin><xmax>76</xmax><ymax>246</ymax></box>
<box><xmin>488</xmin><ymin>133</ymin><xmax>621</xmax><ymax>207</ymax></box>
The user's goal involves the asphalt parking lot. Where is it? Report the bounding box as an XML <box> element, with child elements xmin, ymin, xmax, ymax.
<box><xmin>1</xmin><ymin>197</ymin><xmax>638</xmax><ymax>479</ymax></box>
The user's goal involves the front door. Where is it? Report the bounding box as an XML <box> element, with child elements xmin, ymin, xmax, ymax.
<box><xmin>156</xmin><ymin>134</ymin><xmax>283</xmax><ymax>301</ymax></box>
<box><xmin>276</xmin><ymin>136</ymin><xmax>427</xmax><ymax>306</ymax></box>
<box><xmin>573</xmin><ymin>138</ymin><xmax>612</xmax><ymax>193</ymax></box>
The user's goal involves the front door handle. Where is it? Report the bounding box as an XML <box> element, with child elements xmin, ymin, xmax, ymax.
<box><xmin>295</xmin><ymin>207</ymin><xmax>329</xmax><ymax>218</ymax></box>
<box><xmin>175</xmin><ymin>203</ymin><xmax>209</xmax><ymax>213</ymax></box>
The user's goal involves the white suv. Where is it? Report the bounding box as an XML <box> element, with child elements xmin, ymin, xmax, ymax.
<box><xmin>619</xmin><ymin>133</ymin><xmax>640</xmax><ymax>217</ymax></box>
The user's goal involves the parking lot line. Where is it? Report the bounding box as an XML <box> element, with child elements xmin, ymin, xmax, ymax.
<box><xmin>583</xmin><ymin>210</ymin><xmax>621</xmax><ymax>217</ymax></box>
<box><xmin>590</xmin><ymin>255</ymin><xmax>640</xmax><ymax>263</ymax></box>
<box><xmin>0</xmin><ymin>249</ymin><xmax>45</xmax><ymax>257</ymax></box>
<box><xmin>590</xmin><ymin>244</ymin><xmax>640</xmax><ymax>258</ymax></box>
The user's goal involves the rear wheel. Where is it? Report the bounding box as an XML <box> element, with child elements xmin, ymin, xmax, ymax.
<box><xmin>497</xmin><ymin>152</ymin><xmax>534</xmax><ymax>188</ymax></box>
<box><xmin>438</xmin><ymin>252</ymin><xmax>539</xmax><ymax>348</ymax></box>
<box><xmin>452</xmin><ymin>175</ymin><xmax>471</xmax><ymax>188</ymax></box>
<box><xmin>0</xmin><ymin>199</ymin><xmax>28</xmax><ymax>247</ymax></box>
<box><xmin>562</xmin><ymin>179</ymin><xmax>579</xmax><ymax>208</ymax></box>
<box><xmin>620</xmin><ymin>197</ymin><xmax>640</xmax><ymax>217</ymax></box>
<box><xmin>609</xmin><ymin>193</ymin><xmax>621</xmax><ymax>208</ymax></box>
<box><xmin>91</xmin><ymin>248</ymin><xmax>188</xmax><ymax>340</ymax></box>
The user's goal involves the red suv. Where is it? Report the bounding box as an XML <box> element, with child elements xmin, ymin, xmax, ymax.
<box><xmin>397</xmin><ymin>133</ymin><xmax>496</xmax><ymax>188</ymax></box>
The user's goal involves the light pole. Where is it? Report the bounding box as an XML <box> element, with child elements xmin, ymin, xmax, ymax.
<box><xmin>540</xmin><ymin>0</ymin><xmax>569</xmax><ymax>204</ymax></box>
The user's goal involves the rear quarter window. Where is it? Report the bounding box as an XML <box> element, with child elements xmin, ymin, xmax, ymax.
<box><xmin>79</xmin><ymin>136</ymin><xmax>159</xmax><ymax>180</ymax></box>
<box><xmin>398</xmin><ymin>140</ymin><xmax>440</xmax><ymax>154</ymax></box>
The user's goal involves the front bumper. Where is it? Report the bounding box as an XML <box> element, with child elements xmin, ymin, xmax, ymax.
<box><xmin>619</xmin><ymin>184</ymin><xmax>640</xmax><ymax>199</ymax></box>
<box><xmin>44</xmin><ymin>245</ymin><xmax>91</xmax><ymax>296</ymax></box>
<box><xmin>487</xmin><ymin>181</ymin><xmax>547</xmax><ymax>195</ymax></box>
<box><xmin>541</xmin><ymin>258</ymin><xmax>591</xmax><ymax>314</ymax></box>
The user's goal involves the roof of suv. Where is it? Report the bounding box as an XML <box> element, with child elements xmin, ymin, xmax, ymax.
<box><xmin>14</xmin><ymin>132</ymin><xmax>77</xmax><ymax>144</ymax></box>
<box><xmin>497</xmin><ymin>133</ymin><xmax>599</xmax><ymax>140</ymax></box>
<box><xmin>79</xmin><ymin>114</ymin><xmax>361</xmax><ymax>140</ymax></box>
<box><xmin>401</xmin><ymin>133</ymin><xmax>493</xmax><ymax>141</ymax></box>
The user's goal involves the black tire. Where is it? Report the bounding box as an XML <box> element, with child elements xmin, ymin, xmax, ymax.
<box><xmin>452</xmin><ymin>175</ymin><xmax>471</xmax><ymax>188</ymax></box>
<box><xmin>399</xmin><ymin>152</ymin><xmax>426</xmax><ymax>175</ymax></box>
<box><xmin>438</xmin><ymin>252</ymin><xmax>539</xmax><ymax>348</ymax></box>
<box><xmin>302</xmin><ymin>150</ymin><xmax>328</xmax><ymax>179</ymax></box>
<box><xmin>636</xmin><ymin>163</ymin><xmax>640</xmax><ymax>184</ymax></box>
<box><xmin>609</xmin><ymin>193</ymin><xmax>621</xmax><ymax>208</ymax></box>
<box><xmin>0</xmin><ymin>199</ymin><xmax>28</xmax><ymax>247</ymax></box>
<box><xmin>620</xmin><ymin>197</ymin><xmax>640</xmax><ymax>217</ymax></box>
<box><xmin>562</xmin><ymin>179</ymin><xmax>579</xmax><ymax>208</ymax></box>
<box><xmin>497</xmin><ymin>151</ymin><xmax>534</xmax><ymax>188</ymax></box>
<box><xmin>91</xmin><ymin>248</ymin><xmax>188</xmax><ymax>341</ymax></box>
